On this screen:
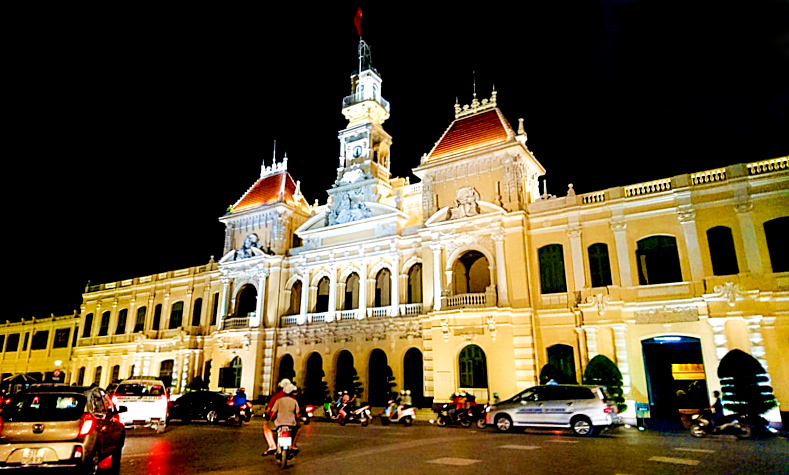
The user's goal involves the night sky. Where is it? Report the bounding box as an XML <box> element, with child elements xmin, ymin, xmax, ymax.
<box><xmin>6</xmin><ymin>2</ymin><xmax>788</xmax><ymax>321</ymax></box>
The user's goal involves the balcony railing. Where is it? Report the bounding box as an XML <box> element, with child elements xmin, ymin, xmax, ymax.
<box><xmin>367</xmin><ymin>306</ymin><xmax>391</xmax><ymax>318</ymax></box>
<box><xmin>400</xmin><ymin>303</ymin><xmax>423</xmax><ymax>316</ymax></box>
<box><xmin>341</xmin><ymin>91</ymin><xmax>390</xmax><ymax>113</ymax></box>
<box><xmin>338</xmin><ymin>310</ymin><xmax>358</xmax><ymax>320</ymax></box>
<box><xmin>223</xmin><ymin>316</ymin><xmax>250</xmax><ymax>330</ymax></box>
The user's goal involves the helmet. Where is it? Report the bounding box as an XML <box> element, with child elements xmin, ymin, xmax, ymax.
<box><xmin>279</xmin><ymin>378</ymin><xmax>291</xmax><ymax>387</ymax></box>
<box><xmin>239</xmin><ymin>387</ymin><xmax>245</xmax><ymax>392</ymax></box>
<box><xmin>400</xmin><ymin>390</ymin><xmax>406</xmax><ymax>395</ymax></box>
<box><xmin>405</xmin><ymin>390</ymin><xmax>411</xmax><ymax>395</ymax></box>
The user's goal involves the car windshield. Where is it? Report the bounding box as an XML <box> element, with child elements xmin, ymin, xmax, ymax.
<box><xmin>115</xmin><ymin>383</ymin><xmax>165</xmax><ymax>396</ymax></box>
<box><xmin>1</xmin><ymin>394</ymin><xmax>86</xmax><ymax>422</ymax></box>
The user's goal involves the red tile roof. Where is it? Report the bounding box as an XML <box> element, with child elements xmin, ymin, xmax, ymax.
<box><xmin>427</xmin><ymin>109</ymin><xmax>513</xmax><ymax>161</ymax></box>
<box><xmin>231</xmin><ymin>172</ymin><xmax>308</xmax><ymax>213</ymax></box>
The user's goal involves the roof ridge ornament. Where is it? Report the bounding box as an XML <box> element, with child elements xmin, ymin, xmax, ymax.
<box><xmin>261</xmin><ymin>145</ymin><xmax>289</xmax><ymax>179</ymax></box>
<box><xmin>455</xmin><ymin>88</ymin><xmax>498</xmax><ymax>119</ymax></box>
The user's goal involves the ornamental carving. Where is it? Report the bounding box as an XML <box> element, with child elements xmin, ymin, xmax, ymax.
<box><xmin>327</xmin><ymin>188</ymin><xmax>374</xmax><ymax>225</ymax></box>
<box><xmin>235</xmin><ymin>233</ymin><xmax>259</xmax><ymax>260</ymax></box>
<box><xmin>448</xmin><ymin>187</ymin><xmax>481</xmax><ymax>220</ymax></box>
<box><xmin>635</xmin><ymin>305</ymin><xmax>699</xmax><ymax>325</ymax></box>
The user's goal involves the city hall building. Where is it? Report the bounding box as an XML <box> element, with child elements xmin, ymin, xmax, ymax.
<box><xmin>2</xmin><ymin>42</ymin><xmax>787</xmax><ymax>426</ymax></box>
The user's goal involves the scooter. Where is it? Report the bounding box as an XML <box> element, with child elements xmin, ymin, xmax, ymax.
<box><xmin>338</xmin><ymin>404</ymin><xmax>372</xmax><ymax>426</ymax></box>
<box><xmin>381</xmin><ymin>399</ymin><xmax>416</xmax><ymax>426</ymax></box>
<box><xmin>299</xmin><ymin>404</ymin><xmax>315</xmax><ymax>425</ymax></box>
<box><xmin>227</xmin><ymin>402</ymin><xmax>252</xmax><ymax>427</ymax></box>
<box><xmin>435</xmin><ymin>403</ymin><xmax>473</xmax><ymax>428</ymax></box>
<box><xmin>689</xmin><ymin>411</ymin><xmax>751</xmax><ymax>439</ymax></box>
<box><xmin>275</xmin><ymin>425</ymin><xmax>297</xmax><ymax>468</ymax></box>
<box><xmin>469</xmin><ymin>404</ymin><xmax>488</xmax><ymax>429</ymax></box>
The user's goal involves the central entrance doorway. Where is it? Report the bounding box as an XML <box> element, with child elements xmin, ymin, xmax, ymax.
<box><xmin>642</xmin><ymin>336</ymin><xmax>707</xmax><ymax>428</ymax></box>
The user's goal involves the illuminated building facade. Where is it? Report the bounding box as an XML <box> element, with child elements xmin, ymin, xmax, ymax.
<box><xmin>5</xmin><ymin>42</ymin><xmax>788</xmax><ymax>426</ymax></box>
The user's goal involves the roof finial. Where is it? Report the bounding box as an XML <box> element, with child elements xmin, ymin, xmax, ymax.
<box><xmin>473</xmin><ymin>71</ymin><xmax>477</xmax><ymax>98</ymax></box>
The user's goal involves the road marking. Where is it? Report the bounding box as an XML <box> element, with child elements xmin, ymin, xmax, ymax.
<box><xmin>499</xmin><ymin>445</ymin><xmax>541</xmax><ymax>450</ymax></box>
<box><xmin>649</xmin><ymin>456</ymin><xmax>700</xmax><ymax>466</ymax></box>
<box><xmin>428</xmin><ymin>457</ymin><xmax>481</xmax><ymax>466</ymax></box>
<box><xmin>546</xmin><ymin>439</ymin><xmax>579</xmax><ymax>444</ymax></box>
<box><xmin>673</xmin><ymin>448</ymin><xmax>715</xmax><ymax>454</ymax></box>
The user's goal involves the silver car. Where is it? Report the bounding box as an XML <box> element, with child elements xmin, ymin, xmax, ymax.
<box><xmin>486</xmin><ymin>384</ymin><xmax>617</xmax><ymax>436</ymax></box>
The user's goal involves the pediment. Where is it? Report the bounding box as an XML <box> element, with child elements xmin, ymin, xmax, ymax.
<box><xmin>425</xmin><ymin>200</ymin><xmax>505</xmax><ymax>226</ymax></box>
<box><xmin>296</xmin><ymin>202</ymin><xmax>408</xmax><ymax>247</ymax></box>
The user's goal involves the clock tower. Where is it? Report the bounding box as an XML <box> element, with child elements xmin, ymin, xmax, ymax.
<box><xmin>327</xmin><ymin>40</ymin><xmax>393</xmax><ymax>226</ymax></box>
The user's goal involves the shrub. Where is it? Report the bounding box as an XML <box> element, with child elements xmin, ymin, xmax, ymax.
<box><xmin>582</xmin><ymin>355</ymin><xmax>627</xmax><ymax>413</ymax></box>
<box><xmin>717</xmin><ymin>349</ymin><xmax>777</xmax><ymax>416</ymax></box>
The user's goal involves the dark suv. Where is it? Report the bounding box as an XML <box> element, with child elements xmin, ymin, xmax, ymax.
<box><xmin>0</xmin><ymin>384</ymin><xmax>126</xmax><ymax>473</ymax></box>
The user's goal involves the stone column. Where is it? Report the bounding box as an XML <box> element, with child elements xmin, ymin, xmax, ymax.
<box><xmin>183</xmin><ymin>288</ymin><xmax>194</xmax><ymax>330</ymax></box>
<box><xmin>677</xmin><ymin>205</ymin><xmax>705</xmax><ymax>281</ymax></box>
<box><xmin>128</xmin><ymin>297</ymin><xmax>137</xmax><ymax>334</ymax></box>
<box><xmin>707</xmin><ymin>317</ymin><xmax>729</xmax><ymax>361</ymax></box>
<box><xmin>567</xmin><ymin>226</ymin><xmax>585</xmax><ymax>291</ymax></box>
<box><xmin>391</xmin><ymin>254</ymin><xmax>400</xmax><ymax>316</ymax></box>
<box><xmin>493</xmin><ymin>232</ymin><xmax>510</xmax><ymax>306</ymax></box>
<box><xmin>431</xmin><ymin>242</ymin><xmax>443</xmax><ymax>311</ymax></box>
<box><xmin>253</xmin><ymin>271</ymin><xmax>267</xmax><ymax>327</ymax></box>
<box><xmin>147</xmin><ymin>295</ymin><xmax>155</xmax><ymax>332</ymax></box>
<box><xmin>328</xmin><ymin>265</ymin><xmax>337</xmax><ymax>320</ymax></box>
<box><xmin>218</xmin><ymin>276</ymin><xmax>230</xmax><ymax>328</ymax></box>
<box><xmin>612</xmin><ymin>324</ymin><xmax>631</xmax><ymax>396</ymax></box>
<box><xmin>610</xmin><ymin>219</ymin><xmax>632</xmax><ymax>286</ymax></box>
<box><xmin>583</xmin><ymin>325</ymin><xmax>599</xmax><ymax>360</ymax></box>
<box><xmin>735</xmin><ymin>202</ymin><xmax>763</xmax><ymax>274</ymax></box>
<box><xmin>745</xmin><ymin>316</ymin><xmax>769</xmax><ymax>370</ymax></box>
<box><xmin>358</xmin><ymin>259</ymin><xmax>368</xmax><ymax>319</ymax></box>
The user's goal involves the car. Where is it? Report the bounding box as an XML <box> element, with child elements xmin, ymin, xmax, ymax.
<box><xmin>485</xmin><ymin>384</ymin><xmax>618</xmax><ymax>436</ymax></box>
<box><xmin>113</xmin><ymin>377</ymin><xmax>169</xmax><ymax>433</ymax></box>
<box><xmin>167</xmin><ymin>391</ymin><xmax>237</xmax><ymax>423</ymax></box>
<box><xmin>0</xmin><ymin>383</ymin><xmax>126</xmax><ymax>473</ymax></box>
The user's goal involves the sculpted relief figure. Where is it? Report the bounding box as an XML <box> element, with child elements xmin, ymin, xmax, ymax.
<box><xmin>235</xmin><ymin>233</ymin><xmax>259</xmax><ymax>260</ymax></box>
<box><xmin>449</xmin><ymin>187</ymin><xmax>481</xmax><ymax>219</ymax></box>
<box><xmin>328</xmin><ymin>189</ymin><xmax>372</xmax><ymax>225</ymax></box>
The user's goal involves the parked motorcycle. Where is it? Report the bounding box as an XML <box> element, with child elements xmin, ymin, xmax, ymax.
<box><xmin>435</xmin><ymin>403</ymin><xmax>473</xmax><ymax>428</ymax></box>
<box><xmin>469</xmin><ymin>404</ymin><xmax>488</xmax><ymax>429</ymax></box>
<box><xmin>380</xmin><ymin>399</ymin><xmax>416</xmax><ymax>426</ymax></box>
<box><xmin>275</xmin><ymin>425</ymin><xmax>297</xmax><ymax>468</ymax></box>
<box><xmin>689</xmin><ymin>411</ymin><xmax>751</xmax><ymax>439</ymax></box>
<box><xmin>338</xmin><ymin>404</ymin><xmax>372</xmax><ymax>426</ymax></box>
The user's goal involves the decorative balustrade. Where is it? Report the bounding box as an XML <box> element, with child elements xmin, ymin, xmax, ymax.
<box><xmin>445</xmin><ymin>293</ymin><xmax>488</xmax><ymax>309</ymax></box>
<box><xmin>367</xmin><ymin>307</ymin><xmax>390</xmax><ymax>318</ymax></box>
<box><xmin>400</xmin><ymin>303</ymin><xmax>423</xmax><ymax>316</ymax></box>
<box><xmin>223</xmin><ymin>317</ymin><xmax>250</xmax><ymax>330</ymax></box>
<box><xmin>338</xmin><ymin>310</ymin><xmax>357</xmax><ymax>320</ymax></box>
<box><xmin>581</xmin><ymin>191</ymin><xmax>605</xmax><ymax>204</ymax></box>
<box><xmin>748</xmin><ymin>156</ymin><xmax>787</xmax><ymax>175</ymax></box>
<box><xmin>309</xmin><ymin>313</ymin><xmax>329</xmax><ymax>323</ymax></box>
<box><xmin>692</xmin><ymin>168</ymin><xmax>727</xmax><ymax>185</ymax></box>
<box><xmin>342</xmin><ymin>91</ymin><xmax>391</xmax><ymax>112</ymax></box>
<box><xmin>280</xmin><ymin>315</ymin><xmax>298</xmax><ymax>327</ymax></box>
<box><xmin>624</xmin><ymin>178</ymin><xmax>671</xmax><ymax>197</ymax></box>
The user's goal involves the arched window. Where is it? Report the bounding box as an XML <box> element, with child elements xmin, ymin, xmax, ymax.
<box><xmin>316</xmin><ymin>277</ymin><xmax>330</xmax><ymax>313</ymax></box>
<box><xmin>152</xmin><ymin>304</ymin><xmax>162</xmax><ymax>330</ymax></box>
<box><xmin>235</xmin><ymin>285</ymin><xmax>258</xmax><ymax>318</ymax></box>
<box><xmin>458</xmin><ymin>345</ymin><xmax>487</xmax><ymax>388</ymax></box>
<box><xmin>335</xmin><ymin>350</ymin><xmax>357</xmax><ymax>395</ymax></box>
<box><xmin>93</xmin><ymin>366</ymin><xmax>103</xmax><ymax>386</ymax></box>
<box><xmin>82</xmin><ymin>314</ymin><xmax>93</xmax><ymax>338</ymax></box>
<box><xmin>344</xmin><ymin>274</ymin><xmax>360</xmax><ymax>310</ymax></box>
<box><xmin>219</xmin><ymin>357</ymin><xmax>243</xmax><ymax>389</ymax></box>
<box><xmin>637</xmin><ymin>236</ymin><xmax>682</xmax><ymax>285</ymax></box>
<box><xmin>110</xmin><ymin>365</ymin><xmax>120</xmax><ymax>383</ymax></box>
<box><xmin>134</xmin><ymin>306</ymin><xmax>146</xmax><ymax>333</ymax></box>
<box><xmin>764</xmin><ymin>217</ymin><xmax>788</xmax><ymax>272</ymax></box>
<box><xmin>98</xmin><ymin>311</ymin><xmax>111</xmax><ymax>336</ymax></box>
<box><xmin>168</xmin><ymin>301</ymin><xmax>184</xmax><ymax>329</ymax></box>
<box><xmin>452</xmin><ymin>251</ymin><xmax>490</xmax><ymax>294</ymax></box>
<box><xmin>289</xmin><ymin>281</ymin><xmax>302</xmax><ymax>315</ymax></box>
<box><xmin>707</xmin><ymin>226</ymin><xmax>739</xmax><ymax>276</ymax></box>
<box><xmin>278</xmin><ymin>354</ymin><xmax>295</xmax><ymax>383</ymax></box>
<box><xmin>408</xmin><ymin>264</ymin><xmax>422</xmax><ymax>304</ymax></box>
<box><xmin>191</xmin><ymin>298</ymin><xmax>203</xmax><ymax>326</ymax></box>
<box><xmin>115</xmin><ymin>309</ymin><xmax>127</xmax><ymax>335</ymax></box>
<box><xmin>538</xmin><ymin>244</ymin><xmax>567</xmax><ymax>294</ymax></box>
<box><xmin>159</xmin><ymin>360</ymin><xmax>174</xmax><ymax>388</ymax></box>
<box><xmin>77</xmin><ymin>367</ymin><xmax>86</xmax><ymax>386</ymax></box>
<box><xmin>374</xmin><ymin>268</ymin><xmax>391</xmax><ymax>307</ymax></box>
<box><xmin>588</xmin><ymin>243</ymin><xmax>613</xmax><ymax>288</ymax></box>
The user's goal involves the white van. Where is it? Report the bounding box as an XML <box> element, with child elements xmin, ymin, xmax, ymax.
<box><xmin>113</xmin><ymin>377</ymin><xmax>169</xmax><ymax>433</ymax></box>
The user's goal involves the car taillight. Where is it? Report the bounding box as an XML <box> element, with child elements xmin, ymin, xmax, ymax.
<box><xmin>79</xmin><ymin>414</ymin><xmax>96</xmax><ymax>436</ymax></box>
<box><xmin>603</xmin><ymin>407</ymin><xmax>612</xmax><ymax>414</ymax></box>
<box><xmin>112</xmin><ymin>395</ymin><xmax>119</xmax><ymax>406</ymax></box>
<box><xmin>227</xmin><ymin>400</ymin><xmax>234</xmax><ymax>406</ymax></box>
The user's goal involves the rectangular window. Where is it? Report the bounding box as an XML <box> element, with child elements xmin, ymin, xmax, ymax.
<box><xmin>73</xmin><ymin>327</ymin><xmax>79</xmax><ymax>347</ymax></box>
<box><xmin>211</xmin><ymin>293</ymin><xmax>219</xmax><ymax>325</ymax></box>
<box><xmin>115</xmin><ymin>309</ymin><xmax>128</xmax><ymax>335</ymax></box>
<box><xmin>53</xmin><ymin>328</ymin><xmax>70</xmax><ymax>348</ymax></box>
<box><xmin>152</xmin><ymin>305</ymin><xmax>162</xmax><ymax>330</ymax></box>
<box><xmin>98</xmin><ymin>311</ymin><xmax>111</xmax><ymax>336</ymax></box>
<box><xmin>0</xmin><ymin>334</ymin><xmax>5</xmax><ymax>352</ymax></box>
<box><xmin>191</xmin><ymin>298</ymin><xmax>203</xmax><ymax>326</ymax></box>
<box><xmin>134</xmin><ymin>306</ymin><xmax>146</xmax><ymax>333</ymax></box>
<box><xmin>6</xmin><ymin>333</ymin><xmax>20</xmax><ymax>352</ymax></box>
<box><xmin>23</xmin><ymin>333</ymin><xmax>29</xmax><ymax>351</ymax></box>
<box><xmin>168</xmin><ymin>302</ymin><xmax>184</xmax><ymax>329</ymax></box>
<box><xmin>30</xmin><ymin>331</ymin><xmax>49</xmax><ymax>350</ymax></box>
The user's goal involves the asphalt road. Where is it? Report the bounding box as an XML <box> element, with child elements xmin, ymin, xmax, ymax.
<box><xmin>120</xmin><ymin>418</ymin><xmax>788</xmax><ymax>475</ymax></box>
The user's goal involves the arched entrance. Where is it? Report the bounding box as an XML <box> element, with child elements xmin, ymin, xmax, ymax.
<box><xmin>403</xmin><ymin>348</ymin><xmax>424</xmax><ymax>407</ymax></box>
<box><xmin>335</xmin><ymin>350</ymin><xmax>356</xmax><ymax>395</ymax></box>
<box><xmin>368</xmin><ymin>349</ymin><xmax>391</xmax><ymax>406</ymax></box>
<box><xmin>303</xmin><ymin>352</ymin><xmax>325</xmax><ymax>405</ymax></box>
<box><xmin>219</xmin><ymin>356</ymin><xmax>242</xmax><ymax>389</ymax></box>
<box><xmin>452</xmin><ymin>251</ymin><xmax>490</xmax><ymax>294</ymax></box>
<box><xmin>546</xmin><ymin>344</ymin><xmax>577</xmax><ymax>384</ymax></box>
<box><xmin>278</xmin><ymin>354</ymin><xmax>296</xmax><ymax>385</ymax></box>
<box><xmin>458</xmin><ymin>344</ymin><xmax>488</xmax><ymax>402</ymax></box>
<box><xmin>642</xmin><ymin>336</ymin><xmax>707</xmax><ymax>426</ymax></box>
<box><xmin>235</xmin><ymin>284</ymin><xmax>258</xmax><ymax>319</ymax></box>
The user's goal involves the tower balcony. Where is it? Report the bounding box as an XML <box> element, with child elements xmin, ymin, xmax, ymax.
<box><xmin>342</xmin><ymin>91</ymin><xmax>390</xmax><ymax>113</ymax></box>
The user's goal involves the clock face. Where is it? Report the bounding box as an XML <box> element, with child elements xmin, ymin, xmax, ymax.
<box><xmin>352</xmin><ymin>146</ymin><xmax>363</xmax><ymax>158</ymax></box>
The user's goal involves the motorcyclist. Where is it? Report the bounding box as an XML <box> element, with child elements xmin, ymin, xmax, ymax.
<box><xmin>708</xmin><ymin>390</ymin><xmax>725</xmax><ymax>430</ymax></box>
<box><xmin>402</xmin><ymin>390</ymin><xmax>412</xmax><ymax>407</ymax></box>
<box><xmin>263</xmin><ymin>379</ymin><xmax>290</xmax><ymax>456</ymax></box>
<box><xmin>270</xmin><ymin>382</ymin><xmax>301</xmax><ymax>454</ymax></box>
<box><xmin>233</xmin><ymin>387</ymin><xmax>248</xmax><ymax>418</ymax></box>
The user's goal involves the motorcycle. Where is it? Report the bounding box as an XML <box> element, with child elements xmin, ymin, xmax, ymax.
<box><xmin>227</xmin><ymin>402</ymin><xmax>252</xmax><ymax>427</ymax></box>
<box><xmin>435</xmin><ymin>403</ymin><xmax>473</xmax><ymax>428</ymax></box>
<box><xmin>299</xmin><ymin>404</ymin><xmax>315</xmax><ymax>425</ymax></box>
<box><xmin>469</xmin><ymin>404</ymin><xmax>488</xmax><ymax>429</ymax></box>
<box><xmin>380</xmin><ymin>399</ymin><xmax>416</xmax><ymax>426</ymax></box>
<box><xmin>689</xmin><ymin>411</ymin><xmax>751</xmax><ymax>439</ymax></box>
<box><xmin>338</xmin><ymin>403</ymin><xmax>372</xmax><ymax>426</ymax></box>
<box><xmin>275</xmin><ymin>425</ymin><xmax>297</xmax><ymax>468</ymax></box>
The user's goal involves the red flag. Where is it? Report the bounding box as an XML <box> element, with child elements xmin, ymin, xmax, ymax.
<box><xmin>353</xmin><ymin>7</ymin><xmax>362</xmax><ymax>37</ymax></box>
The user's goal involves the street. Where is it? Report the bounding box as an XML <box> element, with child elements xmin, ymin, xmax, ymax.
<box><xmin>120</xmin><ymin>419</ymin><xmax>788</xmax><ymax>475</ymax></box>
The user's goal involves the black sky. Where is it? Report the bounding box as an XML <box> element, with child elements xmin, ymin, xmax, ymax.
<box><xmin>6</xmin><ymin>2</ymin><xmax>788</xmax><ymax>321</ymax></box>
